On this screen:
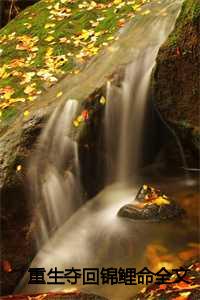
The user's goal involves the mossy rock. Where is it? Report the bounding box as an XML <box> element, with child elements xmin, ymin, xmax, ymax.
<box><xmin>153</xmin><ymin>0</ymin><xmax>200</xmax><ymax>169</ymax></box>
<box><xmin>1</xmin><ymin>0</ymin><xmax>176</xmax><ymax>296</ymax></box>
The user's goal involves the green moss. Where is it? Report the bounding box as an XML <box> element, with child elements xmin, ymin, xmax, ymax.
<box><xmin>167</xmin><ymin>0</ymin><xmax>200</xmax><ymax>47</ymax></box>
<box><xmin>1</xmin><ymin>107</ymin><xmax>19</xmax><ymax>123</ymax></box>
<box><xmin>0</xmin><ymin>0</ymin><xmax>149</xmax><ymax>124</ymax></box>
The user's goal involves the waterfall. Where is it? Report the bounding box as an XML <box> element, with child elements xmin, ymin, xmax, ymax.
<box><xmin>105</xmin><ymin>0</ymin><xmax>183</xmax><ymax>183</ymax></box>
<box><xmin>27</xmin><ymin>0</ymin><xmax>184</xmax><ymax>247</ymax></box>
<box><xmin>16</xmin><ymin>1</ymin><xmax>187</xmax><ymax>297</ymax></box>
<box><xmin>28</xmin><ymin>99</ymin><xmax>82</xmax><ymax>247</ymax></box>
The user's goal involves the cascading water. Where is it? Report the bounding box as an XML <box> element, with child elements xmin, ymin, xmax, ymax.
<box><xmin>17</xmin><ymin>1</ymin><xmax>195</xmax><ymax>299</ymax></box>
<box><xmin>28</xmin><ymin>99</ymin><xmax>82</xmax><ymax>246</ymax></box>
<box><xmin>105</xmin><ymin>6</ymin><xmax>183</xmax><ymax>183</ymax></box>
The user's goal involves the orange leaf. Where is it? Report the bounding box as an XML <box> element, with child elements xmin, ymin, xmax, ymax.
<box><xmin>82</xmin><ymin>110</ymin><xmax>89</xmax><ymax>121</ymax></box>
<box><xmin>173</xmin><ymin>281</ymin><xmax>191</xmax><ymax>290</ymax></box>
<box><xmin>1</xmin><ymin>260</ymin><xmax>12</xmax><ymax>272</ymax></box>
<box><xmin>159</xmin><ymin>284</ymin><xmax>167</xmax><ymax>290</ymax></box>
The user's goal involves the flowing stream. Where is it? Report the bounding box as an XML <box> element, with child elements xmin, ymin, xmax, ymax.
<box><xmin>16</xmin><ymin>1</ymin><xmax>198</xmax><ymax>299</ymax></box>
<box><xmin>28</xmin><ymin>99</ymin><xmax>82</xmax><ymax>246</ymax></box>
<box><xmin>104</xmin><ymin>0</ymin><xmax>188</xmax><ymax>183</ymax></box>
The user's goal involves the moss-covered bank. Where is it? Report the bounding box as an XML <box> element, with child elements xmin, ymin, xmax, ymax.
<box><xmin>0</xmin><ymin>0</ymin><xmax>147</xmax><ymax>130</ymax></box>
<box><xmin>153</xmin><ymin>0</ymin><xmax>200</xmax><ymax>168</ymax></box>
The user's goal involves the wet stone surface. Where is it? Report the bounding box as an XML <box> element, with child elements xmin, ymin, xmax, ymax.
<box><xmin>118</xmin><ymin>185</ymin><xmax>185</xmax><ymax>221</ymax></box>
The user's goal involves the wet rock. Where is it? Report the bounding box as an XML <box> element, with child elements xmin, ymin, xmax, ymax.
<box><xmin>0</xmin><ymin>18</ymin><xmax>143</xmax><ymax>295</ymax></box>
<box><xmin>118</xmin><ymin>203</ymin><xmax>184</xmax><ymax>221</ymax></box>
<box><xmin>153</xmin><ymin>0</ymin><xmax>200</xmax><ymax>169</ymax></box>
<box><xmin>118</xmin><ymin>185</ymin><xmax>185</xmax><ymax>221</ymax></box>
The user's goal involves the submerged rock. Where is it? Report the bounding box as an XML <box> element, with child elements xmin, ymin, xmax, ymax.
<box><xmin>118</xmin><ymin>185</ymin><xmax>185</xmax><ymax>221</ymax></box>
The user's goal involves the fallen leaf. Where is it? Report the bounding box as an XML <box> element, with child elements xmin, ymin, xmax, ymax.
<box><xmin>24</xmin><ymin>84</ymin><xmax>36</xmax><ymax>95</ymax></box>
<box><xmin>77</xmin><ymin>115</ymin><xmax>84</xmax><ymax>122</ymax></box>
<box><xmin>16</xmin><ymin>165</ymin><xmax>22</xmax><ymax>172</ymax></box>
<box><xmin>20</xmin><ymin>72</ymin><xmax>36</xmax><ymax>85</ymax></box>
<box><xmin>0</xmin><ymin>86</ymin><xmax>15</xmax><ymax>100</ymax></box>
<box><xmin>82</xmin><ymin>110</ymin><xmax>89</xmax><ymax>120</ymax></box>
<box><xmin>141</xmin><ymin>9</ymin><xmax>151</xmax><ymax>16</ymax></box>
<box><xmin>1</xmin><ymin>260</ymin><xmax>12</xmax><ymax>272</ymax></box>
<box><xmin>23</xmin><ymin>110</ymin><xmax>30</xmax><ymax>117</ymax></box>
<box><xmin>45</xmin><ymin>36</ymin><xmax>55</xmax><ymax>42</ymax></box>
<box><xmin>44</xmin><ymin>23</ymin><xmax>56</xmax><ymax>29</ymax></box>
<box><xmin>153</xmin><ymin>196</ymin><xmax>170</xmax><ymax>206</ymax></box>
<box><xmin>100</xmin><ymin>96</ymin><xmax>106</xmax><ymax>105</ymax></box>
<box><xmin>73</xmin><ymin>120</ymin><xmax>79</xmax><ymax>127</ymax></box>
<box><xmin>56</xmin><ymin>91</ymin><xmax>63</xmax><ymax>98</ymax></box>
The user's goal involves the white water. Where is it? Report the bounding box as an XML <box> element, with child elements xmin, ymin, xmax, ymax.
<box><xmin>105</xmin><ymin>8</ymin><xmax>182</xmax><ymax>183</ymax></box>
<box><xmin>18</xmin><ymin>178</ymin><xmax>199</xmax><ymax>299</ymax></box>
<box><xmin>28</xmin><ymin>99</ymin><xmax>82</xmax><ymax>246</ymax></box>
<box><xmin>19</xmin><ymin>0</ymin><xmax>187</xmax><ymax>299</ymax></box>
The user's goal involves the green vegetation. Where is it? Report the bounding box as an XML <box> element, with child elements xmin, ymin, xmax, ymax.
<box><xmin>0</xmin><ymin>0</ymin><xmax>153</xmax><ymax>123</ymax></box>
<box><xmin>167</xmin><ymin>0</ymin><xmax>200</xmax><ymax>47</ymax></box>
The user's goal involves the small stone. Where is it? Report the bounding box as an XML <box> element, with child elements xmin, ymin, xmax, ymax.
<box><xmin>118</xmin><ymin>185</ymin><xmax>185</xmax><ymax>221</ymax></box>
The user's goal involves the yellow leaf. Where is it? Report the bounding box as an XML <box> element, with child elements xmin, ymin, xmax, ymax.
<box><xmin>4</xmin><ymin>92</ymin><xmax>13</xmax><ymax>100</ymax></box>
<box><xmin>21</xmin><ymin>72</ymin><xmax>36</xmax><ymax>84</ymax></box>
<box><xmin>31</xmin><ymin>46</ymin><xmax>39</xmax><ymax>52</ymax></box>
<box><xmin>77</xmin><ymin>115</ymin><xmax>84</xmax><ymax>122</ymax></box>
<box><xmin>56</xmin><ymin>91</ymin><xmax>63</xmax><ymax>98</ymax></box>
<box><xmin>180</xmin><ymin>292</ymin><xmax>191</xmax><ymax>298</ymax></box>
<box><xmin>9</xmin><ymin>98</ymin><xmax>26</xmax><ymax>104</ymax></box>
<box><xmin>23</xmin><ymin>110</ymin><xmax>29</xmax><ymax>117</ymax></box>
<box><xmin>132</xmin><ymin>4</ymin><xmax>140</xmax><ymax>10</ymax></box>
<box><xmin>73</xmin><ymin>120</ymin><xmax>79</xmax><ymax>127</ymax></box>
<box><xmin>45</xmin><ymin>36</ymin><xmax>55</xmax><ymax>42</ymax></box>
<box><xmin>46</xmin><ymin>47</ymin><xmax>54</xmax><ymax>57</ymax></box>
<box><xmin>28</xmin><ymin>96</ymin><xmax>37</xmax><ymax>101</ymax></box>
<box><xmin>24</xmin><ymin>84</ymin><xmax>36</xmax><ymax>95</ymax></box>
<box><xmin>114</xmin><ymin>0</ymin><xmax>122</xmax><ymax>4</ymax></box>
<box><xmin>0</xmin><ymin>65</ymin><xmax>8</xmax><ymax>79</ymax></box>
<box><xmin>44</xmin><ymin>23</ymin><xmax>55</xmax><ymax>29</ymax></box>
<box><xmin>100</xmin><ymin>96</ymin><xmax>106</xmax><ymax>105</ymax></box>
<box><xmin>59</xmin><ymin>37</ymin><xmax>70</xmax><ymax>44</ymax></box>
<box><xmin>16</xmin><ymin>165</ymin><xmax>22</xmax><ymax>172</ymax></box>
<box><xmin>24</xmin><ymin>23</ymin><xmax>32</xmax><ymax>29</ymax></box>
<box><xmin>141</xmin><ymin>9</ymin><xmax>151</xmax><ymax>16</ymax></box>
<box><xmin>153</xmin><ymin>197</ymin><xmax>170</xmax><ymax>206</ymax></box>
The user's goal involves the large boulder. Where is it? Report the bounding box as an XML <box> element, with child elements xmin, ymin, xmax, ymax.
<box><xmin>153</xmin><ymin>0</ymin><xmax>200</xmax><ymax>169</ymax></box>
<box><xmin>1</xmin><ymin>0</ymin><xmax>176</xmax><ymax>295</ymax></box>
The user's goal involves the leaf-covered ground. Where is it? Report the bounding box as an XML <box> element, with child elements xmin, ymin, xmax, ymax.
<box><xmin>0</xmin><ymin>0</ymin><xmax>154</xmax><ymax>124</ymax></box>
